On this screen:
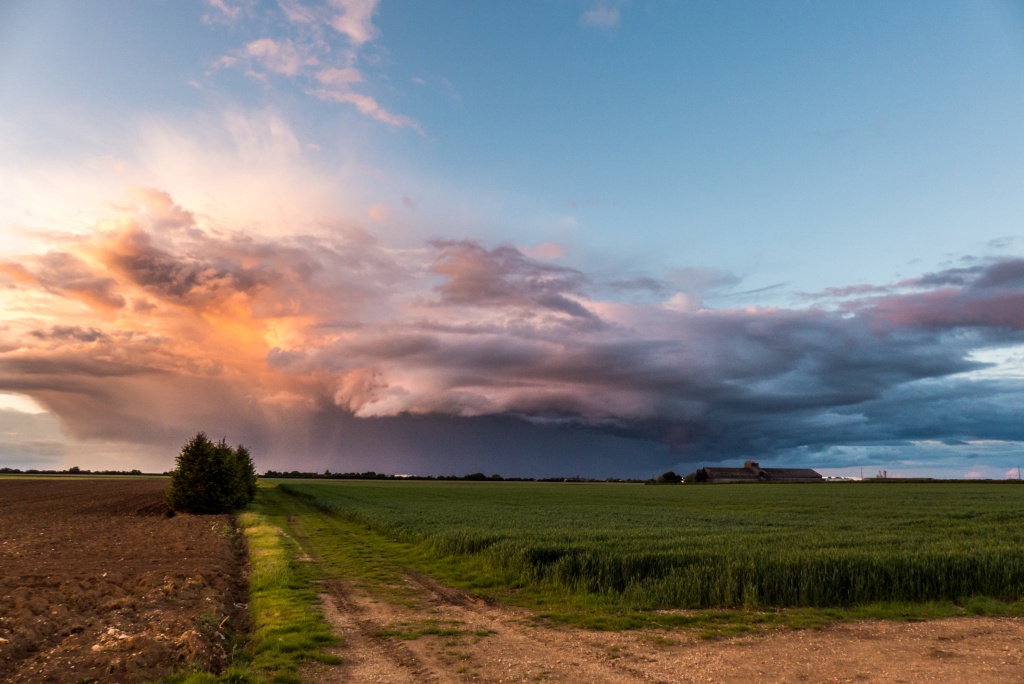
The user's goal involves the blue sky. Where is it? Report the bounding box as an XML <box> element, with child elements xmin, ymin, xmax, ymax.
<box><xmin>1</xmin><ymin>1</ymin><xmax>1024</xmax><ymax>478</ymax></box>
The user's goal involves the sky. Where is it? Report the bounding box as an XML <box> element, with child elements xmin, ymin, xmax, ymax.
<box><xmin>1</xmin><ymin>0</ymin><xmax>1024</xmax><ymax>478</ymax></box>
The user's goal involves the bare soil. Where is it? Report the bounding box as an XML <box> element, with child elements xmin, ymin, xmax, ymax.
<box><xmin>305</xmin><ymin>573</ymin><xmax>1024</xmax><ymax>683</ymax></box>
<box><xmin>0</xmin><ymin>478</ymin><xmax>247</xmax><ymax>684</ymax></box>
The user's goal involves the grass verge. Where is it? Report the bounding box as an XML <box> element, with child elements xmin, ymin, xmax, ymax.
<box><xmin>165</xmin><ymin>490</ymin><xmax>340</xmax><ymax>684</ymax></box>
<box><xmin>535</xmin><ymin>596</ymin><xmax>1024</xmax><ymax>638</ymax></box>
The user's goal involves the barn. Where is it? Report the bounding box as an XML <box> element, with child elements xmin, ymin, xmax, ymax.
<box><xmin>684</xmin><ymin>460</ymin><xmax>822</xmax><ymax>483</ymax></box>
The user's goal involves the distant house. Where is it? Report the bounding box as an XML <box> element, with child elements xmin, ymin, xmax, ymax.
<box><xmin>684</xmin><ymin>460</ymin><xmax>822</xmax><ymax>483</ymax></box>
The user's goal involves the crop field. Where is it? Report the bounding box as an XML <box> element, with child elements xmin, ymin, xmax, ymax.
<box><xmin>0</xmin><ymin>478</ymin><xmax>246</xmax><ymax>684</ymax></box>
<box><xmin>6</xmin><ymin>477</ymin><xmax>1020</xmax><ymax>683</ymax></box>
<box><xmin>275</xmin><ymin>480</ymin><xmax>1024</xmax><ymax>611</ymax></box>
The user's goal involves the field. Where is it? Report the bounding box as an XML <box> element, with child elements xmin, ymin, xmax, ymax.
<box><xmin>0</xmin><ymin>478</ymin><xmax>246</xmax><ymax>684</ymax></box>
<box><xmin>257</xmin><ymin>479</ymin><xmax>1024</xmax><ymax>682</ymax></box>
<box><xmin>274</xmin><ymin>479</ymin><xmax>1024</xmax><ymax>610</ymax></box>
<box><xmin>3</xmin><ymin>477</ymin><xmax>1023</xmax><ymax>683</ymax></box>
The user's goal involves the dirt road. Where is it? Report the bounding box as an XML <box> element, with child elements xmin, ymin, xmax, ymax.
<box><xmin>305</xmin><ymin>573</ymin><xmax>1024</xmax><ymax>683</ymax></box>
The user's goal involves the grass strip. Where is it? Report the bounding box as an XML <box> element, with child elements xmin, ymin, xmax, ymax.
<box><xmin>165</xmin><ymin>491</ymin><xmax>340</xmax><ymax>684</ymax></box>
<box><xmin>241</xmin><ymin>507</ymin><xmax>341</xmax><ymax>682</ymax></box>
<box><xmin>372</xmin><ymin>620</ymin><xmax>496</xmax><ymax>640</ymax></box>
<box><xmin>535</xmin><ymin>596</ymin><xmax>1024</xmax><ymax>637</ymax></box>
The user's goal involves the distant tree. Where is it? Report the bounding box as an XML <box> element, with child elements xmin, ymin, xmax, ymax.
<box><xmin>656</xmin><ymin>471</ymin><xmax>683</xmax><ymax>484</ymax></box>
<box><xmin>166</xmin><ymin>432</ymin><xmax>257</xmax><ymax>514</ymax></box>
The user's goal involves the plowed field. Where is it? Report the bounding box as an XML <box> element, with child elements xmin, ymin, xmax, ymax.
<box><xmin>0</xmin><ymin>478</ymin><xmax>246</xmax><ymax>684</ymax></box>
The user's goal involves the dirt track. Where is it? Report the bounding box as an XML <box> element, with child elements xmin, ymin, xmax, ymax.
<box><xmin>305</xmin><ymin>574</ymin><xmax>1024</xmax><ymax>683</ymax></box>
<box><xmin>0</xmin><ymin>478</ymin><xmax>246</xmax><ymax>684</ymax></box>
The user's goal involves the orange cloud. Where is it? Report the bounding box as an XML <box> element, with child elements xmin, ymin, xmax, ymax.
<box><xmin>4</xmin><ymin>191</ymin><xmax>1024</xmax><ymax>474</ymax></box>
<box><xmin>1</xmin><ymin>251</ymin><xmax>126</xmax><ymax>311</ymax></box>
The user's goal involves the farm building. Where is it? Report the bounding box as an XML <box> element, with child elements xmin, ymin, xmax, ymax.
<box><xmin>684</xmin><ymin>460</ymin><xmax>822</xmax><ymax>483</ymax></box>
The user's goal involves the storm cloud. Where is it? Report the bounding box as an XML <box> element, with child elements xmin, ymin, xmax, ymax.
<box><xmin>1</xmin><ymin>191</ymin><xmax>1022</xmax><ymax>475</ymax></box>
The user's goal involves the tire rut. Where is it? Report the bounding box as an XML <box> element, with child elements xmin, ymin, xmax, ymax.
<box><xmin>400</xmin><ymin>572</ymin><xmax>647</xmax><ymax>683</ymax></box>
<box><xmin>309</xmin><ymin>574</ymin><xmax>1024</xmax><ymax>683</ymax></box>
<box><xmin>319</xmin><ymin>580</ymin><xmax>445</xmax><ymax>683</ymax></box>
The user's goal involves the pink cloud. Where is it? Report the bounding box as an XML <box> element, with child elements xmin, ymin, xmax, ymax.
<box><xmin>428</xmin><ymin>241</ymin><xmax>593</xmax><ymax>320</ymax></box>
<box><xmin>582</xmin><ymin>5</ymin><xmax>620</xmax><ymax>28</ymax></box>
<box><xmin>123</xmin><ymin>187</ymin><xmax>196</xmax><ymax>231</ymax></box>
<box><xmin>208</xmin><ymin>0</ymin><xmax>420</xmax><ymax>133</ymax></box>
<box><xmin>329</xmin><ymin>0</ymin><xmax>379</xmax><ymax>45</ymax></box>
<box><xmin>863</xmin><ymin>288</ymin><xmax>1024</xmax><ymax>330</ymax></box>
<box><xmin>310</xmin><ymin>90</ymin><xmax>424</xmax><ymax>133</ymax></box>
<box><xmin>519</xmin><ymin>243</ymin><xmax>566</xmax><ymax>261</ymax></box>
<box><xmin>366</xmin><ymin>202</ymin><xmax>391</xmax><ymax>222</ymax></box>
<box><xmin>315</xmin><ymin>67</ymin><xmax>363</xmax><ymax>86</ymax></box>
<box><xmin>203</xmin><ymin>0</ymin><xmax>246</xmax><ymax>24</ymax></box>
<box><xmin>242</xmin><ymin>38</ymin><xmax>318</xmax><ymax>77</ymax></box>
<box><xmin>278</xmin><ymin>0</ymin><xmax>318</xmax><ymax>25</ymax></box>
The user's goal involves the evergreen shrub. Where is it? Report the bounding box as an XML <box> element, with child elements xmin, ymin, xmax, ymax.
<box><xmin>166</xmin><ymin>432</ymin><xmax>257</xmax><ymax>514</ymax></box>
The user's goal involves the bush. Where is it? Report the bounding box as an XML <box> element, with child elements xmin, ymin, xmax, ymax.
<box><xmin>644</xmin><ymin>471</ymin><xmax>684</xmax><ymax>485</ymax></box>
<box><xmin>166</xmin><ymin>432</ymin><xmax>258</xmax><ymax>514</ymax></box>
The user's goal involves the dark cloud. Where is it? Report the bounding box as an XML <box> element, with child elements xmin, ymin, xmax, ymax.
<box><xmin>254</xmin><ymin>409</ymin><xmax>672</xmax><ymax>478</ymax></box>
<box><xmin>804</xmin><ymin>283</ymin><xmax>895</xmax><ymax>299</ymax></box>
<box><xmin>30</xmin><ymin>326</ymin><xmax>110</xmax><ymax>343</ymax></box>
<box><xmin>429</xmin><ymin>241</ymin><xmax>596</xmax><ymax>321</ymax></box>
<box><xmin>0</xmin><ymin>252</ymin><xmax>126</xmax><ymax>309</ymax></box>
<box><xmin>604</xmin><ymin>276</ymin><xmax>667</xmax><ymax>294</ymax></box>
<box><xmin>101</xmin><ymin>224</ymin><xmax>273</xmax><ymax>306</ymax></box>
<box><xmin>971</xmin><ymin>259</ymin><xmax>1024</xmax><ymax>290</ymax></box>
<box><xmin>4</xmin><ymin>201</ymin><xmax>1024</xmax><ymax>475</ymax></box>
<box><xmin>805</xmin><ymin>259</ymin><xmax>1024</xmax><ymax>301</ymax></box>
<box><xmin>910</xmin><ymin>265</ymin><xmax>985</xmax><ymax>288</ymax></box>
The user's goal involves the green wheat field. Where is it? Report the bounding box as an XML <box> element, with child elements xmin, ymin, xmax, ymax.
<box><xmin>272</xmin><ymin>480</ymin><xmax>1024</xmax><ymax>610</ymax></box>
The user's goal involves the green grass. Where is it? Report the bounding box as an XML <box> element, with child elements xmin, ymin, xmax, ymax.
<box><xmin>372</xmin><ymin>621</ymin><xmax>496</xmax><ymax>640</ymax></box>
<box><xmin>272</xmin><ymin>480</ymin><xmax>1024</xmax><ymax>613</ymax></box>
<box><xmin>165</xmin><ymin>487</ymin><xmax>340</xmax><ymax>684</ymax></box>
<box><xmin>239</xmin><ymin>506</ymin><xmax>340</xmax><ymax>681</ymax></box>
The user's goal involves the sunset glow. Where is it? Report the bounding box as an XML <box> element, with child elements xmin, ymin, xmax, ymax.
<box><xmin>2</xmin><ymin>1</ymin><xmax>1024</xmax><ymax>477</ymax></box>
